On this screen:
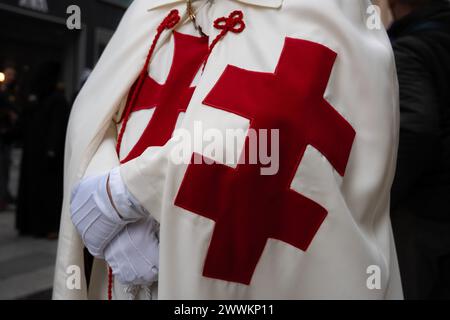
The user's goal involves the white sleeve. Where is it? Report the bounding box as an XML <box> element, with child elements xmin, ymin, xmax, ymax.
<box><xmin>119</xmin><ymin>139</ymin><xmax>177</xmax><ymax>223</ymax></box>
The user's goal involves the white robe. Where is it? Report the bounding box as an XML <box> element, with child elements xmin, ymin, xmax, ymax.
<box><xmin>53</xmin><ymin>0</ymin><xmax>403</xmax><ymax>299</ymax></box>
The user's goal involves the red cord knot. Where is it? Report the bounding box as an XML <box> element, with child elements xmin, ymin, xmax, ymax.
<box><xmin>203</xmin><ymin>10</ymin><xmax>246</xmax><ymax>69</ymax></box>
<box><xmin>213</xmin><ymin>10</ymin><xmax>245</xmax><ymax>34</ymax></box>
<box><xmin>158</xmin><ymin>9</ymin><xmax>181</xmax><ymax>32</ymax></box>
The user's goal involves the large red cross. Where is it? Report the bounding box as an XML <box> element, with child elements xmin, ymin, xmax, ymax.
<box><xmin>120</xmin><ymin>31</ymin><xmax>209</xmax><ymax>163</ymax></box>
<box><xmin>175</xmin><ymin>38</ymin><xmax>356</xmax><ymax>285</ymax></box>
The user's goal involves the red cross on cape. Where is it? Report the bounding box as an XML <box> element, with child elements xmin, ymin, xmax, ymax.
<box><xmin>175</xmin><ymin>37</ymin><xmax>356</xmax><ymax>285</ymax></box>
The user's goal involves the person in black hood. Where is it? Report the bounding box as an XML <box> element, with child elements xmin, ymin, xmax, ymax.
<box><xmin>388</xmin><ymin>0</ymin><xmax>450</xmax><ymax>299</ymax></box>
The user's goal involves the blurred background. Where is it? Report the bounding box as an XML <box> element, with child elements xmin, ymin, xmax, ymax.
<box><xmin>0</xmin><ymin>0</ymin><xmax>449</xmax><ymax>300</ymax></box>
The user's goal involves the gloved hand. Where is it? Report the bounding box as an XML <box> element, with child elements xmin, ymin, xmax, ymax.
<box><xmin>105</xmin><ymin>215</ymin><xmax>160</xmax><ymax>285</ymax></box>
<box><xmin>70</xmin><ymin>167</ymin><xmax>147</xmax><ymax>258</ymax></box>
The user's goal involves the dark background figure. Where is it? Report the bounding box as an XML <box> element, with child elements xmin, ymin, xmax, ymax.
<box><xmin>15</xmin><ymin>62</ymin><xmax>70</xmax><ymax>238</ymax></box>
<box><xmin>389</xmin><ymin>0</ymin><xmax>450</xmax><ymax>299</ymax></box>
<box><xmin>0</xmin><ymin>0</ymin><xmax>131</xmax><ymax>300</ymax></box>
<box><xmin>0</xmin><ymin>67</ymin><xmax>18</xmax><ymax>211</ymax></box>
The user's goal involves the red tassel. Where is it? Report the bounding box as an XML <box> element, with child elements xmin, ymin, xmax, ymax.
<box><xmin>109</xmin><ymin>9</ymin><xmax>180</xmax><ymax>301</ymax></box>
<box><xmin>107</xmin><ymin>266</ymin><xmax>113</xmax><ymax>300</ymax></box>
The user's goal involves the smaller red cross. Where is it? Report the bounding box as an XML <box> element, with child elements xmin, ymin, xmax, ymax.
<box><xmin>120</xmin><ymin>31</ymin><xmax>209</xmax><ymax>163</ymax></box>
<box><xmin>175</xmin><ymin>37</ymin><xmax>356</xmax><ymax>285</ymax></box>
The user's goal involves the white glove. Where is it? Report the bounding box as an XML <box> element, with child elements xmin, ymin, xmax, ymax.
<box><xmin>70</xmin><ymin>167</ymin><xmax>147</xmax><ymax>258</ymax></box>
<box><xmin>105</xmin><ymin>215</ymin><xmax>160</xmax><ymax>285</ymax></box>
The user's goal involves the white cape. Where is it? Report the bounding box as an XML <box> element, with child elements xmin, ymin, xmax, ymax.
<box><xmin>54</xmin><ymin>0</ymin><xmax>403</xmax><ymax>299</ymax></box>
